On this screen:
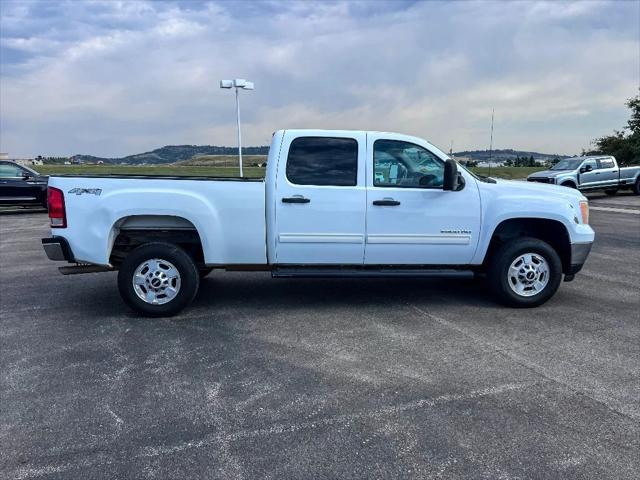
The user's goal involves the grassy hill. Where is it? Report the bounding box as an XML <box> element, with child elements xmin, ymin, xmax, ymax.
<box><xmin>174</xmin><ymin>155</ymin><xmax>267</xmax><ymax>167</ymax></box>
<box><xmin>37</xmin><ymin>164</ymin><xmax>546</xmax><ymax>180</ymax></box>
<box><xmin>68</xmin><ymin>145</ymin><xmax>270</xmax><ymax>165</ymax></box>
<box><xmin>455</xmin><ymin>149</ymin><xmax>566</xmax><ymax>162</ymax></box>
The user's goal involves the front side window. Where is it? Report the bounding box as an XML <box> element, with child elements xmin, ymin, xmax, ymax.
<box><xmin>582</xmin><ymin>159</ymin><xmax>598</xmax><ymax>171</ymax></box>
<box><xmin>373</xmin><ymin>140</ymin><xmax>444</xmax><ymax>188</ymax></box>
<box><xmin>0</xmin><ymin>163</ymin><xmax>24</xmax><ymax>178</ymax></box>
<box><xmin>286</xmin><ymin>137</ymin><xmax>358</xmax><ymax>186</ymax></box>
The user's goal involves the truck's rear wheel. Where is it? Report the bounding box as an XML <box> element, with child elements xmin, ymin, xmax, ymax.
<box><xmin>118</xmin><ymin>242</ymin><xmax>200</xmax><ymax>317</ymax></box>
<box><xmin>634</xmin><ymin>178</ymin><xmax>640</xmax><ymax>195</ymax></box>
<box><xmin>488</xmin><ymin>237</ymin><xmax>562</xmax><ymax>308</ymax></box>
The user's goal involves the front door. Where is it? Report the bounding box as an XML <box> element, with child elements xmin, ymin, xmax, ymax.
<box><xmin>578</xmin><ymin>158</ymin><xmax>599</xmax><ymax>189</ymax></box>
<box><xmin>274</xmin><ymin>131</ymin><xmax>367</xmax><ymax>265</ymax></box>
<box><xmin>0</xmin><ymin>162</ymin><xmax>37</xmax><ymax>203</ymax></box>
<box><xmin>364</xmin><ymin>134</ymin><xmax>481</xmax><ymax>265</ymax></box>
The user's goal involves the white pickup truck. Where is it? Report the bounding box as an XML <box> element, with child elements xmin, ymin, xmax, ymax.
<box><xmin>42</xmin><ymin>130</ymin><xmax>594</xmax><ymax>316</ymax></box>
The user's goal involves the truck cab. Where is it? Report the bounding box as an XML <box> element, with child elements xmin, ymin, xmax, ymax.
<box><xmin>266</xmin><ymin>130</ymin><xmax>480</xmax><ymax>266</ymax></box>
<box><xmin>42</xmin><ymin>129</ymin><xmax>595</xmax><ymax>316</ymax></box>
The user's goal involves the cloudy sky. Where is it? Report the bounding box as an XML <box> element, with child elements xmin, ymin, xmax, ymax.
<box><xmin>1</xmin><ymin>0</ymin><xmax>638</xmax><ymax>158</ymax></box>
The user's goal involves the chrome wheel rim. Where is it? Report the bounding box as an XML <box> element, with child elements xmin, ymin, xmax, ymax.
<box><xmin>507</xmin><ymin>253</ymin><xmax>549</xmax><ymax>297</ymax></box>
<box><xmin>132</xmin><ymin>258</ymin><xmax>181</xmax><ymax>305</ymax></box>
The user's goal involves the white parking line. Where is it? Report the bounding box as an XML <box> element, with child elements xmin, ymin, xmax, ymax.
<box><xmin>591</xmin><ymin>206</ymin><xmax>640</xmax><ymax>215</ymax></box>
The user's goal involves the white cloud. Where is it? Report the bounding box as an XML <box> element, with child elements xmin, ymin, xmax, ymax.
<box><xmin>0</xmin><ymin>0</ymin><xmax>638</xmax><ymax>157</ymax></box>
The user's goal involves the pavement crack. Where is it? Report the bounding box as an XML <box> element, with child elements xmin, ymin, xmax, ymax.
<box><xmin>137</xmin><ymin>380</ymin><xmax>537</xmax><ymax>459</ymax></box>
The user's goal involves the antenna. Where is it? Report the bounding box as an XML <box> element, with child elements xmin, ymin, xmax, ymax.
<box><xmin>449</xmin><ymin>140</ymin><xmax>454</xmax><ymax>157</ymax></box>
<box><xmin>488</xmin><ymin>108</ymin><xmax>494</xmax><ymax>177</ymax></box>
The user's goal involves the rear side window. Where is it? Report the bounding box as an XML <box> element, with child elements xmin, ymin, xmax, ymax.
<box><xmin>286</xmin><ymin>137</ymin><xmax>358</xmax><ymax>186</ymax></box>
<box><xmin>599</xmin><ymin>158</ymin><xmax>614</xmax><ymax>168</ymax></box>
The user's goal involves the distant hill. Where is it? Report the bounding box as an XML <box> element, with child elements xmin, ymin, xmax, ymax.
<box><xmin>64</xmin><ymin>145</ymin><xmax>567</xmax><ymax>165</ymax></box>
<box><xmin>69</xmin><ymin>145</ymin><xmax>270</xmax><ymax>165</ymax></box>
<box><xmin>453</xmin><ymin>149</ymin><xmax>567</xmax><ymax>162</ymax></box>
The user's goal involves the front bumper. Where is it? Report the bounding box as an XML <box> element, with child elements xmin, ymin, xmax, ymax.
<box><xmin>566</xmin><ymin>242</ymin><xmax>593</xmax><ymax>277</ymax></box>
<box><xmin>42</xmin><ymin>237</ymin><xmax>75</xmax><ymax>262</ymax></box>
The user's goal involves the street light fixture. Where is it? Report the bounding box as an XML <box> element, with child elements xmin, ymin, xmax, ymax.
<box><xmin>220</xmin><ymin>78</ymin><xmax>254</xmax><ymax>177</ymax></box>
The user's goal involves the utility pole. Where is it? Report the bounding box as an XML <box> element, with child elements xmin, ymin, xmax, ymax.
<box><xmin>235</xmin><ymin>87</ymin><xmax>242</xmax><ymax>176</ymax></box>
<box><xmin>488</xmin><ymin>108</ymin><xmax>494</xmax><ymax>177</ymax></box>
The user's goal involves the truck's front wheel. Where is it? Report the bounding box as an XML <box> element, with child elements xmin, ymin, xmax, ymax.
<box><xmin>488</xmin><ymin>237</ymin><xmax>562</xmax><ymax>308</ymax></box>
<box><xmin>118</xmin><ymin>242</ymin><xmax>200</xmax><ymax>317</ymax></box>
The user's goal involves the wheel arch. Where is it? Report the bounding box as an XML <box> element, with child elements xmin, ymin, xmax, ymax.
<box><xmin>481</xmin><ymin>218</ymin><xmax>572</xmax><ymax>274</ymax></box>
<box><xmin>108</xmin><ymin>214</ymin><xmax>205</xmax><ymax>267</ymax></box>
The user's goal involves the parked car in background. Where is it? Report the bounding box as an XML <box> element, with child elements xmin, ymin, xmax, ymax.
<box><xmin>527</xmin><ymin>155</ymin><xmax>640</xmax><ymax>195</ymax></box>
<box><xmin>42</xmin><ymin>129</ymin><xmax>594</xmax><ymax>316</ymax></box>
<box><xmin>0</xmin><ymin>161</ymin><xmax>48</xmax><ymax>207</ymax></box>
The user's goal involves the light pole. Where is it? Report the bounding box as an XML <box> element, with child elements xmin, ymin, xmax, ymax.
<box><xmin>220</xmin><ymin>78</ymin><xmax>254</xmax><ymax>177</ymax></box>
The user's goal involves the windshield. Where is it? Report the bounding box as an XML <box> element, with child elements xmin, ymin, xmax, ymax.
<box><xmin>551</xmin><ymin>159</ymin><xmax>583</xmax><ymax>170</ymax></box>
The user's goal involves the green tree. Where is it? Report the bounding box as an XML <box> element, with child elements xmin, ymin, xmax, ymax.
<box><xmin>589</xmin><ymin>92</ymin><xmax>640</xmax><ymax>165</ymax></box>
<box><xmin>546</xmin><ymin>157</ymin><xmax>560</xmax><ymax>168</ymax></box>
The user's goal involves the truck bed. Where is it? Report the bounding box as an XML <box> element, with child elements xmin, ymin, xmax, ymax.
<box><xmin>619</xmin><ymin>165</ymin><xmax>640</xmax><ymax>184</ymax></box>
<box><xmin>48</xmin><ymin>175</ymin><xmax>267</xmax><ymax>266</ymax></box>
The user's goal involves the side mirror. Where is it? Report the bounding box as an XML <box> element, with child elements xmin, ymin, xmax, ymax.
<box><xmin>443</xmin><ymin>159</ymin><xmax>458</xmax><ymax>191</ymax></box>
<box><xmin>580</xmin><ymin>164</ymin><xmax>592</xmax><ymax>173</ymax></box>
<box><xmin>21</xmin><ymin>171</ymin><xmax>32</xmax><ymax>179</ymax></box>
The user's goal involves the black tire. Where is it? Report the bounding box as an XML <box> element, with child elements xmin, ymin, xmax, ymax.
<box><xmin>604</xmin><ymin>189</ymin><xmax>618</xmax><ymax>196</ymax></box>
<box><xmin>199</xmin><ymin>267</ymin><xmax>214</xmax><ymax>278</ymax></box>
<box><xmin>117</xmin><ymin>242</ymin><xmax>200</xmax><ymax>317</ymax></box>
<box><xmin>634</xmin><ymin>178</ymin><xmax>640</xmax><ymax>195</ymax></box>
<box><xmin>487</xmin><ymin>237</ymin><xmax>563</xmax><ymax>308</ymax></box>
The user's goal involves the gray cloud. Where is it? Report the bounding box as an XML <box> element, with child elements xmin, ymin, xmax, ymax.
<box><xmin>1</xmin><ymin>0</ymin><xmax>638</xmax><ymax>157</ymax></box>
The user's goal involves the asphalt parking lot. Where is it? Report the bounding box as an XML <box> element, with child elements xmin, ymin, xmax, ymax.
<box><xmin>1</xmin><ymin>192</ymin><xmax>639</xmax><ymax>479</ymax></box>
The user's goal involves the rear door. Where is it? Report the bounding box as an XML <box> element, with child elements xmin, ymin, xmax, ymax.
<box><xmin>595</xmin><ymin>157</ymin><xmax>619</xmax><ymax>187</ymax></box>
<box><xmin>274</xmin><ymin>131</ymin><xmax>366</xmax><ymax>264</ymax></box>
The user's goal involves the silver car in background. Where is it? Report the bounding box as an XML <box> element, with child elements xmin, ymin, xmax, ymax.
<box><xmin>527</xmin><ymin>156</ymin><xmax>640</xmax><ymax>195</ymax></box>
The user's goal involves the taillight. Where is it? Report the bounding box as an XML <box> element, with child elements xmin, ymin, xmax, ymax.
<box><xmin>48</xmin><ymin>187</ymin><xmax>67</xmax><ymax>228</ymax></box>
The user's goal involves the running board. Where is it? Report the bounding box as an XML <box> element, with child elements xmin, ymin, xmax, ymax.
<box><xmin>59</xmin><ymin>265</ymin><xmax>114</xmax><ymax>275</ymax></box>
<box><xmin>272</xmin><ymin>268</ymin><xmax>474</xmax><ymax>279</ymax></box>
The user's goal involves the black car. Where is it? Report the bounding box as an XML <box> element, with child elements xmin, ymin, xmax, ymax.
<box><xmin>0</xmin><ymin>161</ymin><xmax>48</xmax><ymax>207</ymax></box>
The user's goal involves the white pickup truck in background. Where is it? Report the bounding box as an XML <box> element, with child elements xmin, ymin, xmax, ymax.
<box><xmin>42</xmin><ymin>130</ymin><xmax>595</xmax><ymax>316</ymax></box>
